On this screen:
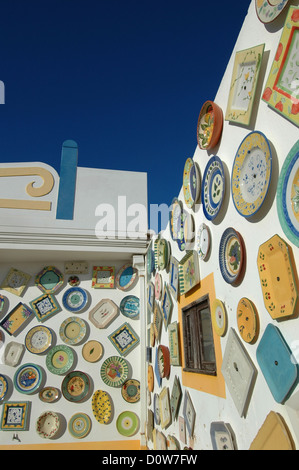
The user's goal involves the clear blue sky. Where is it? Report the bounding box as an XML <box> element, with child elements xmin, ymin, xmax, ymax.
<box><xmin>0</xmin><ymin>0</ymin><xmax>250</xmax><ymax>230</ymax></box>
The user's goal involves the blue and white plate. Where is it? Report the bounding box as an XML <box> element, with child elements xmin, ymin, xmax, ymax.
<box><xmin>116</xmin><ymin>264</ymin><xmax>138</xmax><ymax>291</ymax></box>
<box><xmin>62</xmin><ymin>287</ymin><xmax>88</xmax><ymax>313</ymax></box>
<box><xmin>120</xmin><ymin>296</ymin><xmax>140</xmax><ymax>319</ymax></box>
<box><xmin>219</xmin><ymin>228</ymin><xmax>245</xmax><ymax>285</ymax></box>
<box><xmin>14</xmin><ymin>363</ymin><xmax>43</xmax><ymax>394</ymax></box>
<box><xmin>202</xmin><ymin>156</ymin><xmax>225</xmax><ymax>221</ymax></box>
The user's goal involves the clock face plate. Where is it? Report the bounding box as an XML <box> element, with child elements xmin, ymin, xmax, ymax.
<box><xmin>62</xmin><ymin>287</ymin><xmax>88</xmax><ymax>313</ymax></box>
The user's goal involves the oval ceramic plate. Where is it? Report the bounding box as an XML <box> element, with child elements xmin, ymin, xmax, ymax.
<box><xmin>255</xmin><ymin>0</ymin><xmax>289</xmax><ymax>24</ymax></box>
<box><xmin>196</xmin><ymin>223</ymin><xmax>211</xmax><ymax>260</ymax></box>
<box><xmin>36</xmin><ymin>411</ymin><xmax>60</xmax><ymax>439</ymax></box>
<box><xmin>59</xmin><ymin>316</ymin><xmax>87</xmax><ymax>345</ymax></box>
<box><xmin>120</xmin><ymin>295</ymin><xmax>140</xmax><ymax>319</ymax></box>
<box><xmin>46</xmin><ymin>345</ymin><xmax>74</xmax><ymax>375</ymax></box>
<box><xmin>237</xmin><ymin>298</ymin><xmax>259</xmax><ymax>344</ymax></box>
<box><xmin>154</xmin><ymin>237</ymin><xmax>170</xmax><ymax>271</ymax></box>
<box><xmin>14</xmin><ymin>363</ymin><xmax>43</xmax><ymax>394</ymax></box>
<box><xmin>115</xmin><ymin>264</ymin><xmax>138</xmax><ymax>291</ymax></box>
<box><xmin>211</xmin><ymin>299</ymin><xmax>227</xmax><ymax>337</ymax></box>
<box><xmin>82</xmin><ymin>340</ymin><xmax>103</xmax><ymax>363</ymax></box>
<box><xmin>92</xmin><ymin>390</ymin><xmax>112</xmax><ymax>424</ymax></box>
<box><xmin>202</xmin><ymin>156</ymin><xmax>225</xmax><ymax>220</ymax></box>
<box><xmin>277</xmin><ymin>140</ymin><xmax>299</xmax><ymax>247</ymax></box>
<box><xmin>62</xmin><ymin>371</ymin><xmax>90</xmax><ymax>402</ymax></box>
<box><xmin>25</xmin><ymin>325</ymin><xmax>53</xmax><ymax>355</ymax></box>
<box><xmin>116</xmin><ymin>411</ymin><xmax>139</xmax><ymax>437</ymax></box>
<box><xmin>232</xmin><ymin>131</ymin><xmax>272</xmax><ymax>217</ymax></box>
<box><xmin>100</xmin><ymin>356</ymin><xmax>129</xmax><ymax>388</ymax></box>
<box><xmin>68</xmin><ymin>413</ymin><xmax>91</xmax><ymax>439</ymax></box>
<box><xmin>62</xmin><ymin>287</ymin><xmax>88</xmax><ymax>313</ymax></box>
<box><xmin>121</xmin><ymin>379</ymin><xmax>140</xmax><ymax>403</ymax></box>
<box><xmin>0</xmin><ymin>374</ymin><xmax>8</xmax><ymax>401</ymax></box>
<box><xmin>39</xmin><ymin>386</ymin><xmax>60</xmax><ymax>403</ymax></box>
<box><xmin>197</xmin><ymin>100</ymin><xmax>223</xmax><ymax>150</ymax></box>
<box><xmin>183</xmin><ymin>158</ymin><xmax>201</xmax><ymax>208</ymax></box>
<box><xmin>219</xmin><ymin>228</ymin><xmax>245</xmax><ymax>285</ymax></box>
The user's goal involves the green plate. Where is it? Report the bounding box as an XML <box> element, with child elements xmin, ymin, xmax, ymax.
<box><xmin>46</xmin><ymin>345</ymin><xmax>74</xmax><ymax>375</ymax></box>
<box><xmin>68</xmin><ymin>413</ymin><xmax>91</xmax><ymax>439</ymax></box>
<box><xmin>100</xmin><ymin>356</ymin><xmax>129</xmax><ymax>388</ymax></box>
<box><xmin>116</xmin><ymin>411</ymin><xmax>139</xmax><ymax>437</ymax></box>
<box><xmin>62</xmin><ymin>371</ymin><xmax>90</xmax><ymax>403</ymax></box>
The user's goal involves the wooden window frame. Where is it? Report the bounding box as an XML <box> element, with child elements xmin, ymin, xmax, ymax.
<box><xmin>182</xmin><ymin>294</ymin><xmax>217</xmax><ymax>376</ymax></box>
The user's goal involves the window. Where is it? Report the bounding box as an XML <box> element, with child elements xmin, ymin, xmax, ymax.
<box><xmin>182</xmin><ymin>295</ymin><xmax>217</xmax><ymax>376</ymax></box>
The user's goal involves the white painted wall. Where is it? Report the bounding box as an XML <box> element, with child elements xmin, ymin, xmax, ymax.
<box><xmin>147</xmin><ymin>0</ymin><xmax>299</xmax><ymax>450</ymax></box>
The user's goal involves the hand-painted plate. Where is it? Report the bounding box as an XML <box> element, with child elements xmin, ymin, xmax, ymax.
<box><xmin>121</xmin><ymin>379</ymin><xmax>140</xmax><ymax>403</ymax></box>
<box><xmin>202</xmin><ymin>156</ymin><xmax>225</xmax><ymax>221</ymax></box>
<box><xmin>82</xmin><ymin>340</ymin><xmax>103</xmax><ymax>363</ymax></box>
<box><xmin>25</xmin><ymin>325</ymin><xmax>53</xmax><ymax>355</ymax></box>
<box><xmin>0</xmin><ymin>374</ymin><xmax>8</xmax><ymax>402</ymax></box>
<box><xmin>62</xmin><ymin>287</ymin><xmax>88</xmax><ymax>313</ymax></box>
<box><xmin>116</xmin><ymin>411</ymin><xmax>139</xmax><ymax>437</ymax></box>
<box><xmin>115</xmin><ymin>264</ymin><xmax>138</xmax><ymax>291</ymax></box>
<box><xmin>39</xmin><ymin>387</ymin><xmax>60</xmax><ymax>404</ymax></box>
<box><xmin>92</xmin><ymin>390</ymin><xmax>112</xmax><ymax>424</ymax></box>
<box><xmin>46</xmin><ymin>345</ymin><xmax>74</xmax><ymax>375</ymax></box>
<box><xmin>100</xmin><ymin>356</ymin><xmax>129</xmax><ymax>388</ymax></box>
<box><xmin>277</xmin><ymin>140</ymin><xmax>299</xmax><ymax>247</ymax></box>
<box><xmin>120</xmin><ymin>295</ymin><xmax>140</xmax><ymax>319</ymax></box>
<box><xmin>59</xmin><ymin>316</ymin><xmax>87</xmax><ymax>345</ymax></box>
<box><xmin>237</xmin><ymin>298</ymin><xmax>259</xmax><ymax>344</ymax></box>
<box><xmin>219</xmin><ymin>228</ymin><xmax>245</xmax><ymax>285</ymax></box>
<box><xmin>211</xmin><ymin>299</ymin><xmax>227</xmax><ymax>337</ymax></box>
<box><xmin>36</xmin><ymin>411</ymin><xmax>60</xmax><ymax>439</ymax></box>
<box><xmin>196</xmin><ymin>223</ymin><xmax>211</xmax><ymax>260</ymax></box>
<box><xmin>255</xmin><ymin>0</ymin><xmax>289</xmax><ymax>24</ymax></box>
<box><xmin>232</xmin><ymin>131</ymin><xmax>272</xmax><ymax>217</ymax></box>
<box><xmin>68</xmin><ymin>413</ymin><xmax>91</xmax><ymax>439</ymax></box>
<box><xmin>14</xmin><ymin>363</ymin><xmax>43</xmax><ymax>394</ymax></box>
<box><xmin>183</xmin><ymin>158</ymin><xmax>201</xmax><ymax>209</ymax></box>
<box><xmin>62</xmin><ymin>371</ymin><xmax>90</xmax><ymax>403</ymax></box>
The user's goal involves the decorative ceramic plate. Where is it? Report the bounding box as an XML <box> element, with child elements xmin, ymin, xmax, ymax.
<box><xmin>121</xmin><ymin>379</ymin><xmax>140</xmax><ymax>403</ymax></box>
<box><xmin>255</xmin><ymin>0</ymin><xmax>289</xmax><ymax>24</ymax></box>
<box><xmin>62</xmin><ymin>371</ymin><xmax>90</xmax><ymax>402</ymax></box>
<box><xmin>155</xmin><ymin>272</ymin><xmax>163</xmax><ymax>300</ymax></box>
<box><xmin>183</xmin><ymin>158</ymin><xmax>201</xmax><ymax>208</ymax></box>
<box><xmin>1</xmin><ymin>268</ymin><xmax>31</xmax><ymax>297</ymax></box>
<box><xmin>89</xmin><ymin>298</ymin><xmax>119</xmax><ymax>329</ymax></box>
<box><xmin>257</xmin><ymin>324</ymin><xmax>298</xmax><ymax>403</ymax></box>
<box><xmin>115</xmin><ymin>264</ymin><xmax>138</xmax><ymax>291</ymax></box>
<box><xmin>250</xmin><ymin>411</ymin><xmax>295</xmax><ymax>450</ymax></box>
<box><xmin>82</xmin><ymin>340</ymin><xmax>103</xmax><ymax>363</ymax></box>
<box><xmin>39</xmin><ymin>387</ymin><xmax>60</xmax><ymax>404</ymax></box>
<box><xmin>169</xmin><ymin>256</ymin><xmax>179</xmax><ymax>300</ymax></box>
<box><xmin>3</xmin><ymin>341</ymin><xmax>24</xmax><ymax>367</ymax></box>
<box><xmin>108</xmin><ymin>322</ymin><xmax>140</xmax><ymax>356</ymax></box>
<box><xmin>46</xmin><ymin>345</ymin><xmax>74</xmax><ymax>375</ymax></box>
<box><xmin>277</xmin><ymin>140</ymin><xmax>299</xmax><ymax>247</ymax></box>
<box><xmin>197</xmin><ymin>100</ymin><xmax>223</xmax><ymax>150</ymax></box>
<box><xmin>257</xmin><ymin>234</ymin><xmax>298</xmax><ymax>320</ymax></box>
<box><xmin>196</xmin><ymin>223</ymin><xmax>211</xmax><ymax>260</ymax></box>
<box><xmin>159</xmin><ymin>387</ymin><xmax>171</xmax><ymax>429</ymax></box>
<box><xmin>0</xmin><ymin>302</ymin><xmax>33</xmax><ymax>337</ymax></box>
<box><xmin>202</xmin><ymin>156</ymin><xmax>225</xmax><ymax>220</ymax></box>
<box><xmin>154</xmin><ymin>237</ymin><xmax>170</xmax><ymax>271</ymax></box>
<box><xmin>100</xmin><ymin>356</ymin><xmax>129</xmax><ymax>388</ymax></box>
<box><xmin>211</xmin><ymin>299</ymin><xmax>227</xmax><ymax>337</ymax></box>
<box><xmin>62</xmin><ymin>287</ymin><xmax>88</xmax><ymax>313</ymax></box>
<box><xmin>30</xmin><ymin>293</ymin><xmax>60</xmax><ymax>323</ymax></box>
<box><xmin>116</xmin><ymin>411</ymin><xmax>139</xmax><ymax>437</ymax></box>
<box><xmin>25</xmin><ymin>325</ymin><xmax>53</xmax><ymax>354</ymax></box>
<box><xmin>210</xmin><ymin>422</ymin><xmax>237</xmax><ymax>450</ymax></box>
<box><xmin>120</xmin><ymin>295</ymin><xmax>140</xmax><ymax>319</ymax></box>
<box><xmin>14</xmin><ymin>363</ymin><xmax>43</xmax><ymax>395</ymax></box>
<box><xmin>169</xmin><ymin>198</ymin><xmax>193</xmax><ymax>251</ymax></box>
<box><xmin>1</xmin><ymin>402</ymin><xmax>30</xmax><ymax>431</ymax></box>
<box><xmin>0</xmin><ymin>374</ymin><xmax>8</xmax><ymax>402</ymax></box>
<box><xmin>161</xmin><ymin>285</ymin><xmax>173</xmax><ymax>329</ymax></box>
<box><xmin>35</xmin><ymin>266</ymin><xmax>64</xmax><ymax>294</ymax></box>
<box><xmin>178</xmin><ymin>250</ymin><xmax>200</xmax><ymax>295</ymax></box>
<box><xmin>170</xmin><ymin>375</ymin><xmax>182</xmax><ymax>421</ymax></box>
<box><xmin>92</xmin><ymin>266</ymin><xmax>115</xmax><ymax>288</ymax></box>
<box><xmin>68</xmin><ymin>413</ymin><xmax>91</xmax><ymax>439</ymax></box>
<box><xmin>219</xmin><ymin>228</ymin><xmax>245</xmax><ymax>285</ymax></box>
<box><xmin>158</xmin><ymin>345</ymin><xmax>170</xmax><ymax>379</ymax></box>
<box><xmin>36</xmin><ymin>411</ymin><xmax>60</xmax><ymax>439</ymax></box>
<box><xmin>237</xmin><ymin>298</ymin><xmax>259</xmax><ymax>344</ymax></box>
<box><xmin>232</xmin><ymin>131</ymin><xmax>272</xmax><ymax>217</ymax></box>
<box><xmin>148</xmin><ymin>365</ymin><xmax>154</xmax><ymax>393</ymax></box>
<box><xmin>183</xmin><ymin>391</ymin><xmax>196</xmax><ymax>438</ymax></box>
<box><xmin>59</xmin><ymin>316</ymin><xmax>87</xmax><ymax>345</ymax></box>
<box><xmin>92</xmin><ymin>390</ymin><xmax>112</xmax><ymax>424</ymax></box>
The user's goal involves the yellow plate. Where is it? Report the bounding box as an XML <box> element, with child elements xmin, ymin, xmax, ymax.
<box><xmin>211</xmin><ymin>299</ymin><xmax>227</xmax><ymax>337</ymax></box>
<box><xmin>237</xmin><ymin>298</ymin><xmax>259</xmax><ymax>344</ymax></box>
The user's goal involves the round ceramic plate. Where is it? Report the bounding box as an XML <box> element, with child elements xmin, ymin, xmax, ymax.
<box><xmin>25</xmin><ymin>325</ymin><xmax>53</xmax><ymax>355</ymax></box>
<box><xmin>219</xmin><ymin>228</ymin><xmax>245</xmax><ymax>284</ymax></box>
<box><xmin>154</xmin><ymin>237</ymin><xmax>170</xmax><ymax>271</ymax></box>
<box><xmin>116</xmin><ymin>411</ymin><xmax>139</xmax><ymax>437</ymax></box>
<box><xmin>211</xmin><ymin>299</ymin><xmax>227</xmax><ymax>337</ymax></box>
<box><xmin>232</xmin><ymin>131</ymin><xmax>272</xmax><ymax>217</ymax></box>
<box><xmin>82</xmin><ymin>340</ymin><xmax>103</xmax><ymax>363</ymax></box>
<box><xmin>62</xmin><ymin>287</ymin><xmax>88</xmax><ymax>313</ymax></box>
<box><xmin>121</xmin><ymin>379</ymin><xmax>140</xmax><ymax>403</ymax></box>
<box><xmin>39</xmin><ymin>386</ymin><xmax>60</xmax><ymax>403</ymax></box>
<box><xmin>196</xmin><ymin>223</ymin><xmax>211</xmax><ymax>260</ymax></box>
<box><xmin>46</xmin><ymin>345</ymin><xmax>74</xmax><ymax>375</ymax></box>
<box><xmin>100</xmin><ymin>356</ymin><xmax>129</xmax><ymax>388</ymax></box>
<box><xmin>237</xmin><ymin>298</ymin><xmax>259</xmax><ymax>344</ymax></box>
<box><xmin>92</xmin><ymin>390</ymin><xmax>112</xmax><ymax>424</ymax></box>
<box><xmin>202</xmin><ymin>156</ymin><xmax>225</xmax><ymax>221</ymax></box>
<box><xmin>277</xmin><ymin>140</ymin><xmax>299</xmax><ymax>247</ymax></box>
<box><xmin>59</xmin><ymin>316</ymin><xmax>87</xmax><ymax>345</ymax></box>
<box><xmin>14</xmin><ymin>363</ymin><xmax>43</xmax><ymax>394</ymax></box>
<box><xmin>0</xmin><ymin>374</ymin><xmax>8</xmax><ymax>401</ymax></box>
<box><xmin>120</xmin><ymin>295</ymin><xmax>140</xmax><ymax>319</ymax></box>
<box><xmin>68</xmin><ymin>413</ymin><xmax>91</xmax><ymax>439</ymax></box>
<box><xmin>62</xmin><ymin>371</ymin><xmax>90</xmax><ymax>402</ymax></box>
<box><xmin>183</xmin><ymin>158</ymin><xmax>201</xmax><ymax>208</ymax></box>
<box><xmin>36</xmin><ymin>411</ymin><xmax>60</xmax><ymax>439</ymax></box>
<box><xmin>255</xmin><ymin>0</ymin><xmax>289</xmax><ymax>24</ymax></box>
<box><xmin>115</xmin><ymin>264</ymin><xmax>138</xmax><ymax>291</ymax></box>
<box><xmin>155</xmin><ymin>272</ymin><xmax>163</xmax><ymax>300</ymax></box>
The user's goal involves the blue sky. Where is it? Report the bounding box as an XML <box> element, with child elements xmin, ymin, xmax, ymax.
<box><xmin>0</xmin><ymin>0</ymin><xmax>250</xmax><ymax>230</ymax></box>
